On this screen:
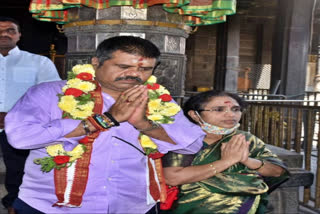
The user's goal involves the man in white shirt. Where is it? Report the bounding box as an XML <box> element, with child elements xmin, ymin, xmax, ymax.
<box><xmin>0</xmin><ymin>16</ymin><xmax>61</xmax><ymax>214</ymax></box>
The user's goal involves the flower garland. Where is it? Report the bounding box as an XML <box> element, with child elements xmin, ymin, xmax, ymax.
<box><xmin>34</xmin><ymin>64</ymin><xmax>181</xmax><ymax>172</ymax></box>
<box><xmin>137</xmin><ymin>76</ymin><xmax>181</xmax><ymax>204</ymax></box>
<box><xmin>58</xmin><ymin>64</ymin><xmax>96</xmax><ymax>120</ymax></box>
<box><xmin>139</xmin><ymin>75</ymin><xmax>181</xmax><ymax>155</ymax></box>
<box><xmin>34</xmin><ymin>64</ymin><xmax>96</xmax><ymax>172</ymax></box>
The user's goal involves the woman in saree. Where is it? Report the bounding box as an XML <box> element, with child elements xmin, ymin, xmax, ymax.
<box><xmin>162</xmin><ymin>90</ymin><xmax>289</xmax><ymax>214</ymax></box>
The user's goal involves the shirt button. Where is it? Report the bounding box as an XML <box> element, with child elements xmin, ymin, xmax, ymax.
<box><xmin>108</xmin><ymin>177</ymin><xmax>112</xmax><ymax>181</ymax></box>
<box><xmin>114</xmin><ymin>143</ymin><xmax>118</xmax><ymax>146</ymax></box>
<box><xmin>111</xmin><ymin>160</ymin><xmax>115</xmax><ymax>164</ymax></box>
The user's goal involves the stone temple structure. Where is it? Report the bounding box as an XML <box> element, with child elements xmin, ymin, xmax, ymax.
<box><xmin>63</xmin><ymin>5</ymin><xmax>192</xmax><ymax>99</ymax></box>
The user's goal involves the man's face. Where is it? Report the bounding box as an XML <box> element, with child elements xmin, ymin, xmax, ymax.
<box><xmin>0</xmin><ymin>21</ymin><xmax>21</xmax><ymax>50</ymax></box>
<box><xmin>93</xmin><ymin>50</ymin><xmax>157</xmax><ymax>95</ymax></box>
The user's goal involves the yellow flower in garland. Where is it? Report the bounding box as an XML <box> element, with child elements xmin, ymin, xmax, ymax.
<box><xmin>72</xmin><ymin>64</ymin><xmax>96</xmax><ymax>76</ymax></box>
<box><xmin>161</xmin><ymin>102</ymin><xmax>181</xmax><ymax>117</ymax></box>
<box><xmin>47</xmin><ymin>144</ymin><xmax>65</xmax><ymax>156</ymax></box>
<box><xmin>63</xmin><ymin>79</ymin><xmax>96</xmax><ymax>94</ymax></box>
<box><xmin>80</xmin><ymin>101</ymin><xmax>95</xmax><ymax>110</ymax></box>
<box><xmin>147</xmin><ymin>114</ymin><xmax>164</xmax><ymax>121</ymax></box>
<box><xmin>140</xmin><ymin>135</ymin><xmax>158</xmax><ymax>150</ymax></box>
<box><xmin>157</xmin><ymin>85</ymin><xmax>170</xmax><ymax>95</ymax></box>
<box><xmin>70</xmin><ymin>108</ymin><xmax>93</xmax><ymax>119</ymax></box>
<box><xmin>148</xmin><ymin>99</ymin><xmax>162</xmax><ymax>113</ymax></box>
<box><xmin>74</xmin><ymin>81</ymin><xmax>96</xmax><ymax>93</ymax></box>
<box><xmin>146</xmin><ymin>75</ymin><xmax>157</xmax><ymax>84</ymax></box>
<box><xmin>67</xmin><ymin>144</ymin><xmax>86</xmax><ymax>162</ymax></box>
<box><xmin>58</xmin><ymin>64</ymin><xmax>96</xmax><ymax>120</ymax></box>
<box><xmin>58</xmin><ymin>95</ymin><xmax>78</xmax><ymax>113</ymax></box>
<box><xmin>65</xmin><ymin>78</ymin><xmax>82</xmax><ymax>89</ymax></box>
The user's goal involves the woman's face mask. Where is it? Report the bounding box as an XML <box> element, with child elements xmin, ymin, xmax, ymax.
<box><xmin>195</xmin><ymin>111</ymin><xmax>240</xmax><ymax>135</ymax></box>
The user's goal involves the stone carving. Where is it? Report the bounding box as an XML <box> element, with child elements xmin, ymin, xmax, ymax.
<box><xmin>121</xmin><ymin>6</ymin><xmax>147</xmax><ymax>20</ymax></box>
<box><xmin>165</xmin><ymin>35</ymin><xmax>180</xmax><ymax>54</ymax></box>
<box><xmin>154</xmin><ymin>54</ymin><xmax>186</xmax><ymax>97</ymax></box>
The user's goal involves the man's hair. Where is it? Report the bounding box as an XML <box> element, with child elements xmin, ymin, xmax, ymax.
<box><xmin>95</xmin><ymin>36</ymin><xmax>161</xmax><ymax>67</ymax></box>
<box><xmin>0</xmin><ymin>16</ymin><xmax>21</xmax><ymax>32</ymax></box>
<box><xmin>183</xmin><ymin>90</ymin><xmax>248</xmax><ymax>124</ymax></box>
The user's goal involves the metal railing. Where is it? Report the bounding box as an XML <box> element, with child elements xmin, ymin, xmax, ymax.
<box><xmin>241</xmin><ymin>100</ymin><xmax>320</xmax><ymax>211</ymax></box>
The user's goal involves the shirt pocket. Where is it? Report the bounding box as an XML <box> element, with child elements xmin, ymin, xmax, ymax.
<box><xmin>13</xmin><ymin>67</ymin><xmax>37</xmax><ymax>83</ymax></box>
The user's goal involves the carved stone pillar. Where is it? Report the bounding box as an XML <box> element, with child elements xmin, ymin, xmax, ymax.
<box><xmin>63</xmin><ymin>6</ymin><xmax>191</xmax><ymax>97</ymax></box>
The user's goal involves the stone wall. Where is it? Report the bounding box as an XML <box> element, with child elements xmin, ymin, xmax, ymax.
<box><xmin>185</xmin><ymin>26</ymin><xmax>217</xmax><ymax>91</ymax></box>
<box><xmin>185</xmin><ymin>15</ymin><xmax>275</xmax><ymax>92</ymax></box>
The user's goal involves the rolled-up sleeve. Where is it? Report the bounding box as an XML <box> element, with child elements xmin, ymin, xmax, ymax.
<box><xmin>5</xmin><ymin>82</ymin><xmax>81</xmax><ymax>149</ymax></box>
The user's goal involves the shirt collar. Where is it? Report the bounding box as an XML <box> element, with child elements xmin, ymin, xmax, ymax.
<box><xmin>7</xmin><ymin>46</ymin><xmax>20</xmax><ymax>55</ymax></box>
<box><xmin>0</xmin><ymin>46</ymin><xmax>20</xmax><ymax>57</ymax></box>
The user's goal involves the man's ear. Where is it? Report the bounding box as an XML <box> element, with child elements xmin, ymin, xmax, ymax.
<box><xmin>91</xmin><ymin>57</ymin><xmax>99</xmax><ymax>69</ymax></box>
<box><xmin>188</xmin><ymin>110</ymin><xmax>200</xmax><ymax>123</ymax></box>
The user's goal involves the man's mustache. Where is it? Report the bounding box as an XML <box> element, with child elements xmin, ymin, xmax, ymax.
<box><xmin>115</xmin><ymin>76</ymin><xmax>143</xmax><ymax>83</ymax></box>
<box><xmin>0</xmin><ymin>36</ymin><xmax>11</xmax><ymax>40</ymax></box>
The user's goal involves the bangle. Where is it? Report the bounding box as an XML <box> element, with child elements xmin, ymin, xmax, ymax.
<box><xmin>252</xmin><ymin>160</ymin><xmax>265</xmax><ymax>171</ymax></box>
<box><xmin>81</xmin><ymin>120</ymin><xmax>91</xmax><ymax>135</ymax></box>
<box><xmin>103</xmin><ymin>112</ymin><xmax>120</xmax><ymax>126</ymax></box>
<box><xmin>209</xmin><ymin>164</ymin><xmax>217</xmax><ymax>174</ymax></box>
<box><xmin>137</xmin><ymin>120</ymin><xmax>160</xmax><ymax>132</ymax></box>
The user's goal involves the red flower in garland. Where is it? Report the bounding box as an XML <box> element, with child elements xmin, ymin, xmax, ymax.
<box><xmin>64</xmin><ymin>88</ymin><xmax>84</xmax><ymax>97</ymax></box>
<box><xmin>159</xmin><ymin>94</ymin><xmax>172</xmax><ymax>102</ymax></box>
<box><xmin>53</xmin><ymin>156</ymin><xmax>70</xmax><ymax>165</ymax></box>
<box><xmin>148</xmin><ymin>152</ymin><xmax>164</xmax><ymax>160</ymax></box>
<box><xmin>147</xmin><ymin>83</ymin><xmax>160</xmax><ymax>90</ymax></box>
<box><xmin>79</xmin><ymin>136</ymin><xmax>90</xmax><ymax>144</ymax></box>
<box><xmin>76</xmin><ymin>72</ymin><xmax>93</xmax><ymax>81</ymax></box>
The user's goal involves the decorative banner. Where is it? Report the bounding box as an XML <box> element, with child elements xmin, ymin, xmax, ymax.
<box><xmin>29</xmin><ymin>0</ymin><xmax>236</xmax><ymax>26</ymax></box>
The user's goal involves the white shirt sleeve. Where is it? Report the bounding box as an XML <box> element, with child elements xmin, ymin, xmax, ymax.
<box><xmin>36</xmin><ymin>56</ymin><xmax>61</xmax><ymax>84</ymax></box>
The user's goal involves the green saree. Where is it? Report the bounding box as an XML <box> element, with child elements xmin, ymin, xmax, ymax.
<box><xmin>162</xmin><ymin>130</ymin><xmax>289</xmax><ymax>214</ymax></box>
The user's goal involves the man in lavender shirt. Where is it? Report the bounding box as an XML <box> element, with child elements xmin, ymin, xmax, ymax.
<box><xmin>5</xmin><ymin>36</ymin><xmax>205</xmax><ymax>214</ymax></box>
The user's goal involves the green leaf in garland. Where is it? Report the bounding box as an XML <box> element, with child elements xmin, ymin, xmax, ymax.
<box><xmin>57</xmin><ymin>93</ymin><xmax>63</xmax><ymax>99</ymax></box>
<box><xmin>144</xmin><ymin>147</ymin><xmax>158</xmax><ymax>156</ymax></box>
<box><xmin>62</xmin><ymin>112</ymin><xmax>70</xmax><ymax>118</ymax></box>
<box><xmin>67</xmin><ymin>72</ymin><xmax>77</xmax><ymax>80</ymax></box>
<box><xmin>34</xmin><ymin>157</ymin><xmax>56</xmax><ymax>173</ymax></box>
<box><xmin>148</xmin><ymin>92</ymin><xmax>159</xmax><ymax>100</ymax></box>
<box><xmin>76</xmin><ymin>94</ymin><xmax>92</xmax><ymax>105</ymax></box>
